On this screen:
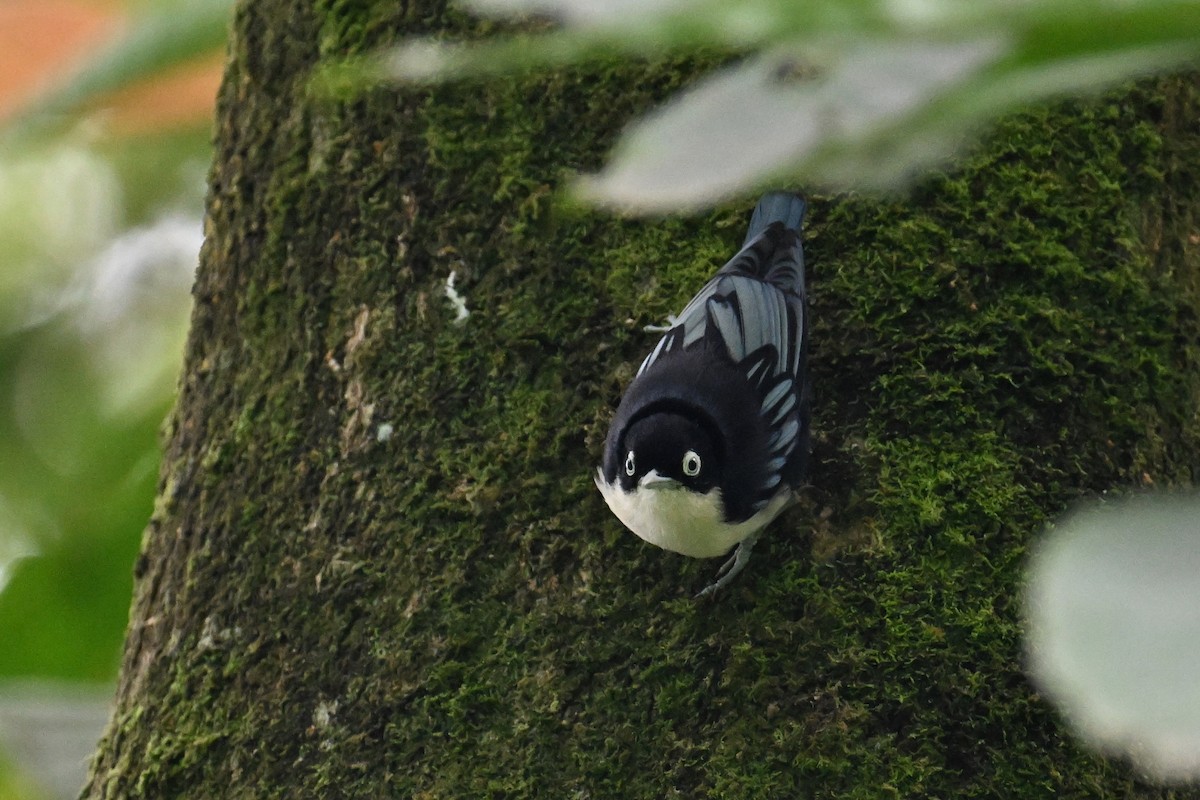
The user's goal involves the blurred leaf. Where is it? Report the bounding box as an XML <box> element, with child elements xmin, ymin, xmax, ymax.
<box><xmin>0</xmin><ymin>328</ymin><xmax>170</xmax><ymax>681</ymax></box>
<box><xmin>1024</xmin><ymin>493</ymin><xmax>1200</xmax><ymax>783</ymax></box>
<box><xmin>0</xmin><ymin>144</ymin><xmax>121</xmax><ymax>325</ymax></box>
<box><xmin>7</xmin><ymin>0</ymin><xmax>233</xmax><ymax>134</ymax></box>
<box><xmin>574</xmin><ymin>38</ymin><xmax>1006</xmax><ymax>213</ymax></box>
<box><xmin>0</xmin><ymin>136</ymin><xmax>200</xmax><ymax>686</ymax></box>
<box><xmin>0</xmin><ymin>484</ymin><xmax>153</xmax><ymax>682</ymax></box>
<box><xmin>380</xmin><ymin>0</ymin><xmax>1200</xmax><ymax>212</ymax></box>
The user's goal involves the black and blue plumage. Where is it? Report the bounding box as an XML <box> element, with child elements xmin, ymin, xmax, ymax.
<box><xmin>595</xmin><ymin>192</ymin><xmax>811</xmax><ymax>596</ymax></box>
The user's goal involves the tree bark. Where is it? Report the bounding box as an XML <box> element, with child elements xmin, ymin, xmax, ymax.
<box><xmin>84</xmin><ymin>1</ymin><xmax>1200</xmax><ymax>797</ymax></box>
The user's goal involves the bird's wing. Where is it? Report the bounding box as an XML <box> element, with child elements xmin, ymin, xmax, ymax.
<box><xmin>637</xmin><ymin>273</ymin><xmax>802</xmax><ymax>383</ymax></box>
<box><xmin>738</xmin><ymin>347</ymin><xmax>802</xmax><ymax>503</ymax></box>
<box><xmin>636</xmin><ymin>274</ymin><xmax>805</xmax><ymax>509</ymax></box>
<box><xmin>637</xmin><ymin>219</ymin><xmax>805</xmax><ymax>378</ymax></box>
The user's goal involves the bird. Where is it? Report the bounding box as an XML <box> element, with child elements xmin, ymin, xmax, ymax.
<box><xmin>595</xmin><ymin>191</ymin><xmax>811</xmax><ymax>598</ymax></box>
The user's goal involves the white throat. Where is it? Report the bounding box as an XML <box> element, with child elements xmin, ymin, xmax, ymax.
<box><xmin>595</xmin><ymin>469</ymin><xmax>793</xmax><ymax>559</ymax></box>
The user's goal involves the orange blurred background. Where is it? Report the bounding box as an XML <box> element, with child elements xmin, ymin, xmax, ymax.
<box><xmin>0</xmin><ymin>0</ymin><xmax>223</xmax><ymax>132</ymax></box>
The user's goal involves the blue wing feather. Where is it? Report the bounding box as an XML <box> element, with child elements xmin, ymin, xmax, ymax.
<box><xmin>634</xmin><ymin>193</ymin><xmax>809</xmax><ymax>503</ymax></box>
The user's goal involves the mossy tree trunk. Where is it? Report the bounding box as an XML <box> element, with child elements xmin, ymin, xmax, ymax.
<box><xmin>83</xmin><ymin>0</ymin><xmax>1200</xmax><ymax>796</ymax></box>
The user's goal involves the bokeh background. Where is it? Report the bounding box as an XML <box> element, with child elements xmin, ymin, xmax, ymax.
<box><xmin>0</xmin><ymin>1</ymin><xmax>225</xmax><ymax>796</ymax></box>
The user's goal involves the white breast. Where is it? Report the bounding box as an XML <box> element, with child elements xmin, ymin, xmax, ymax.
<box><xmin>595</xmin><ymin>469</ymin><xmax>794</xmax><ymax>559</ymax></box>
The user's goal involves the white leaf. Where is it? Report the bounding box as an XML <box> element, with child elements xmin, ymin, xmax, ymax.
<box><xmin>575</xmin><ymin>37</ymin><xmax>1006</xmax><ymax>213</ymax></box>
<box><xmin>1024</xmin><ymin>493</ymin><xmax>1200</xmax><ymax>782</ymax></box>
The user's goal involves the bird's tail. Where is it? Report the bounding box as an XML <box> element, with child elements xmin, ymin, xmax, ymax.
<box><xmin>742</xmin><ymin>192</ymin><xmax>807</xmax><ymax>247</ymax></box>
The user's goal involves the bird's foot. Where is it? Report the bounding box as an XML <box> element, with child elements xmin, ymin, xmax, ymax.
<box><xmin>694</xmin><ymin>533</ymin><xmax>760</xmax><ymax>599</ymax></box>
<box><xmin>643</xmin><ymin>314</ymin><xmax>680</xmax><ymax>333</ymax></box>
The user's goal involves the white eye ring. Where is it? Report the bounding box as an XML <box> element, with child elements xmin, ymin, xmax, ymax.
<box><xmin>682</xmin><ymin>450</ymin><xmax>701</xmax><ymax>477</ymax></box>
<box><xmin>624</xmin><ymin>451</ymin><xmax>636</xmax><ymax>476</ymax></box>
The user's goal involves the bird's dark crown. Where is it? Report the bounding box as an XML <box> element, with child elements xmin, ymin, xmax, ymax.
<box><xmin>618</xmin><ymin>411</ymin><xmax>720</xmax><ymax>493</ymax></box>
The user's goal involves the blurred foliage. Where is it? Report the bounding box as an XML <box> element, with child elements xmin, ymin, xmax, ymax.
<box><xmin>1025</xmin><ymin>493</ymin><xmax>1200</xmax><ymax>782</ymax></box>
<box><xmin>0</xmin><ymin>0</ymin><xmax>218</xmax><ymax>691</ymax></box>
<box><xmin>0</xmin><ymin>0</ymin><xmax>223</xmax><ymax>792</ymax></box>
<box><xmin>376</xmin><ymin>0</ymin><xmax>1200</xmax><ymax>212</ymax></box>
<box><xmin>0</xmin><ymin>128</ymin><xmax>207</xmax><ymax>683</ymax></box>
<box><xmin>6</xmin><ymin>0</ymin><xmax>232</xmax><ymax>136</ymax></box>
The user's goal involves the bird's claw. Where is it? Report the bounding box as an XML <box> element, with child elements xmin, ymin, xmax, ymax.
<box><xmin>694</xmin><ymin>533</ymin><xmax>760</xmax><ymax>599</ymax></box>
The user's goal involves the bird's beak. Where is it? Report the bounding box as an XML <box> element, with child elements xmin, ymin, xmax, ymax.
<box><xmin>639</xmin><ymin>470</ymin><xmax>681</xmax><ymax>491</ymax></box>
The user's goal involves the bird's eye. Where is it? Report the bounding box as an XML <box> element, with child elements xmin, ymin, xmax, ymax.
<box><xmin>682</xmin><ymin>450</ymin><xmax>702</xmax><ymax>477</ymax></box>
<box><xmin>624</xmin><ymin>451</ymin><xmax>636</xmax><ymax>476</ymax></box>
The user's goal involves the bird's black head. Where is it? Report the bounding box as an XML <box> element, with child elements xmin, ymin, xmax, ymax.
<box><xmin>616</xmin><ymin>411</ymin><xmax>721</xmax><ymax>494</ymax></box>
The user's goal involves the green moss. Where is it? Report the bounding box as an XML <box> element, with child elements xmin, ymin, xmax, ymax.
<box><xmin>84</xmin><ymin>1</ymin><xmax>1200</xmax><ymax>797</ymax></box>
